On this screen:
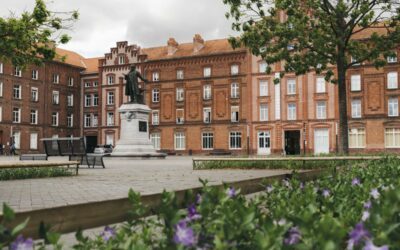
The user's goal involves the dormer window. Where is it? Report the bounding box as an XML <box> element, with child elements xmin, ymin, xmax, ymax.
<box><xmin>118</xmin><ymin>55</ymin><xmax>125</xmax><ymax>65</ymax></box>
<box><xmin>152</xmin><ymin>72</ymin><xmax>160</xmax><ymax>82</ymax></box>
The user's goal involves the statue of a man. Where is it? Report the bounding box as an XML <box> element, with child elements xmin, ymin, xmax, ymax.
<box><xmin>125</xmin><ymin>65</ymin><xmax>148</xmax><ymax>104</ymax></box>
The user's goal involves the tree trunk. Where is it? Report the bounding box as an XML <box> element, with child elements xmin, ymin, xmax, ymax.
<box><xmin>337</xmin><ymin>56</ymin><xmax>349</xmax><ymax>155</ymax></box>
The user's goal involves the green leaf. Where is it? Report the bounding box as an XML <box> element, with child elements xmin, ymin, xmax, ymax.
<box><xmin>2</xmin><ymin>203</ymin><xmax>15</xmax><ymax>222</ymax></box>
<box><xmin>11</xmin><ymin>217</ymin><xmax>29</xmax><ymax>236</ymax></box>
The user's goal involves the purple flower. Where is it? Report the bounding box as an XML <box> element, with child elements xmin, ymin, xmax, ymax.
<box><xmin>266</xmin><ymin>184</ymin><xmax>274</xmax><ymax>193</ymax></box>
<box><xmin>174</xmin><ymin>220</ymin><xmax>197</xmax><ymax>247</ymax></box>
<box><xmin>10</xmin><ymin>235</ymin><xmax>34</xmax><ymax>250</ymax></box>
<box><xmin>363</xmin><ymin>240</ymin><xmax>389</xmax><ymax>250</ymax></box>
<box><xmin>283</xmin><ymin>227</ymin><xmax>301</xmax><ymax>245</ymax></box>
<box><xmin>195</xmin><ymin>193</ymin><xmax>202</xmax><ymax>204</ymax></box>
<box><xmin>370</xmin><ymin>189</ymin><xmax>380</xmax><ymax>200</ymax></box>
<box><xmin>364</xmin><ymin>201</ymin><xmax>372</xmax><ymax>210</ymax></box>
<box><xmin>100</xmin><ymin>226</ymin><xmax>116</xmax><ymax>241</ymax></box>
<box><xmin>226</xmin><ymin>187</ymin><xmax>236</xmax><ymax>198</ymax></box>
<box><xmin>187</xmin><ymin>204</ymin><xmax>202</xmax><ymax>221</ymax></box>
<box><xmin>322</xmin><ymin>189</ymin><xmax>330</xmax><ymax>198</ymax></box>
<box><xmin>352</xmin><ymin>178</ymin><xmax>361</xmax><ymax>186</ymax></box>
<box><xmin>347</xmin><ymin>223</ymin><xmax>371</xmax><ymax>249</ymax></box>
<box><xmin>361</xmin><ymin>211</ymin><xmax>370</xmax><ymax>222</ymax></box>
<box><xmin>299</xmin><ymin>182</ymin><xmax>304</xmax><ymax>190</ymax></box>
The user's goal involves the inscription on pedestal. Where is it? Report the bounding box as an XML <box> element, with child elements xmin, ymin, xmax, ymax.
<box><xmin>139</xmin><ymin>121</ymin><xmax>147</xmax><ymax>132</ymax></box>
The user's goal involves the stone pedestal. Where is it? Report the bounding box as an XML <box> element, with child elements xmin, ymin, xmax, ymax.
<box><xmin>111</xmin><ymin>103</ymin><xmax>166</xmax><ymax>158</ymax></box>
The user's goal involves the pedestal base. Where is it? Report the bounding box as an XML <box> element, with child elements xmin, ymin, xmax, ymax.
<box><xmin>111</xmin><ymin>103</ymin><xmax>166</xmax><ymax>158</ymax></box>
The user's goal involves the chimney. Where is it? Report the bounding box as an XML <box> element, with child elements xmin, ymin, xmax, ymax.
<box><xmin>193</xmin><ymin>34</ymin><xmax>204</xmax><ymax>53</ymax></box>
<box><xmin>167</xmin><ymin>38</ymin><xmax>179</xmax><ymax>56</ymax></box>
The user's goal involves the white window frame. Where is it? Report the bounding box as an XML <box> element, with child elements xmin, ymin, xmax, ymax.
<box><xmin>385</xmin><ymin>128</ymin><xmax>400</xmax><ymax>148</ymax></box>
<box><xmin>85</xmin><ymin>82</ymin><xmax>91</xmax><ymax>88</ymax></box>
<box><xmin>259</xmin><ymin>61</ymin><xmax>267</xmax><ymax>73</ymax></box>
<box><xmin>351</xmin><ymin>75</ymin><xmax>361</xmax><ymax>91</ymax></box>
<box><xmin>259</xmin><ymin>104</ymin><xmax>268</xmax><ymax>121</ymax></box>
<box><xmin>316</xmin><ymin>101</ymin><xmax>327</xmax><ymax>119</ymax></box>
<box><xmin>92</xmin><ymin>114</ymin><xmax>98</xmax><ymax>127</ymax></box>
<box><xmin>176</xmin><ymin>88</ymin><xmax>184</xmax><ymax>102</ymax></box>
<box><xmin>52</xmin><ymin>74</ymin><xmax>59</xmax><ymax>84</ymax></box>
<box><xmin>351</xmin><ymin>99</ymin><xmax>362</xmax><ymax>118</ymax></box>
<box><xmin>93</xmin><ymin>81</ymin><xmax>98</xmax><ymax>87</ymax></box>
<box><xmin>176</xmin><ymin>109</ymin><xmax>184</xmax><ymax>124</ymax></box>
<box><xmin>31</xmin><ymin>87</ymin><xmax>38</xmax><ymax>102</ymax></box>
<box><xmin>84</xmin><ymin>114</ymin><xmax>91</xmax><ymax>128</ymax></box>
<box><xmin>203</xmin><ymin>67</ymin><xmax>211</xmax><ymax>78</ymax></box>
<box><xmin>152</xmin><ymin>89</ymin><xmax>160</xmax><ymax>103</ymax></box>
<box><xmin>349</xmin><ymin>128</ymin><xmax>366</xmax><ymax>148</ymax></box>
<box><xmin>67</xmin><ymin>94</ymin><xmax>74</xmax><ymax>107</ymax></box>
<box><xmin>202</xmin><ymin>132</ymin><xmax>214</xmax><ymax>150</ymax></box>
<box><xmin>68</xmin><ymin>77</ymin><xmax>74</xmax><ymax>86</ymax></box>
<box><xmin>174</xmin><ymin>132</ymin><xmax>185</xmax><ymax>150</ymax></box>
<box><xmin>85</xmin><ymin>94</ymin><xmax>92</xmax><ymax>107</ymax></box>
<box><xmin>32</xmin><ymin>70</ymin><xmax>38</xmax><ymax>80</ymax></box>
<box><xmin>67</xmin><ymin>114</ymin><xmax>73</xmax><ymax>127</ymax></box>
<box><xmin>388</xmin><ymin>97</ymin><xmax>399</xmax><ymax>117</ymax></box>
<box><xmin>107</xmin><ymin>91</ymin><xmax>114</xmax><ymax>105</ymax></box>
<box><xmin>118</xmin><ymin>55</ymin><xmax>125</xmax><ymax>65</ymax></box>
<box><xmin>287</xmin><ymin>79</ymin><xmax>296</xmax><ymax>95</ymax></box>
<box><xmin>231</xmin><ymin>83</ymin><xmax>239</xmax><ymax>98</ymax></box>
<box><xmin>177</xmin><ymin>69</ymin><xmax>184</xmax><ymax>80</ymax></box>
<box><xmin>0</xmin><ymin>106</ymin><xmax>2</xmax><ymax>122</ymax></box>
<box><xmin>231</xmin><ymin>64</ymin><xmax>239</xmax><ymax>75</ymax></box>
<box><xmin>387</xmin><ymin>72</ymin><xmax>398</xmax><ymax>89</ymax></box>
<box><xmin>152</xmin><ymin>72</ymin><xmax>160</xmax><ymax>82</ymax></box>
<box><xmin>387</xmin><ymin>53</ymin><xmax>398</xmax><ymax>63</ymax></box>
<box><xmin>0</xmin><ymin>82</ymin><xmax>3</xmax><ymax>97</ymax></box>
<box><xmin>152</xmin><ymin>110</ymin><xmax>159</xmax><ymax>125</ymax></box>
<box><xmin>30</xmin><ymin>133</ymin><xmax>38</xmax><ymax>150</ymax></box>
<box><xmin>287</xmin><ymin>103</ymin><xmax>296</xmax><ymax>120</ymax></box>
<box><xmin>0</xmin><ymin>63</ymin><xmax>3</xmax><ymax>74</ymax></box>
<box><xmin>203</xmin><ymin>85</ymin><xmax>211</xmax><ymax>100</ymax></box>
<box><xmin>52</xmin><ymin>91</ymin><xmax>59</xmax><ymax>105</ymax></box>
<box><xmin>203</xmin><ymin>107</ymin><xmax>211</xmax><ymax>123</ymax></box>
<box><xmin>93</xmin><ymin>94</ymin><xmax>99</xmax><ymax>106</ymax></box>
<box><xmin>107</xmin><ymin>112</ymin><xmax>114</xmax><ymax>126</ymax></box>
<box><xmin>229</xmin><ymin>131</ymin><xmax>242</xmax><ymax>149</ymax></box>
<box><xmin>12</xmin><ymin>107</ymin><xmax>21</xmax><ymax>123</ymax></box>
<box><xmin>14</xmin><ymin>67</ymin><xmax>22</xmax><ymax>77</ymax></box>
<box><xmin>316</xmin><ymin>76</ymin><xmax>326</xmax><ymax>93</ymax></box>
<box><xmin>13</xmin><ymin>131</ymin><xmax>21</xmax><ymax>149</ymax></box>
<box><xmin>231</xmin><ymin>106</ymin><xmax>239</xmax><ymax>122</ymax></box>
<box><xmin>30</xmin><ymin>109</ymin><xmax>38</xmax><ymax>124</ymax></box>
<box><xmin>13</xmin><ymin>85</ymin><xmax>21</xmax><ymax>99</ymax></box>
<box><xmin>259</xmin><ymin>80</ymin><xmax>268</xmax><ymax>96</ymax></box>
<box><xmin>150</xmin><ymin>133</ymin><xmax>161</xmax><ymax>150</ymax></box>
<box><xmin>107</xmin><ymin>75</ymin><xmax>114</xmax><ymax>85</ymax></box>
<box><xmin>51</xmin><ymin>112</ymin><xmax>59</xmax><ymax>126</ymax></box>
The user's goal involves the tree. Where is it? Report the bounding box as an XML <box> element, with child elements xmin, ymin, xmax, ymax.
<box><xmin>223</xmin><ymin>0</ymin><xmax>400</xmax><ymax>154</ymax></box>
<box><xmin>0</xmin><ymin>0</ymin><xmax>78</xmax><ymax>67</ymax></box>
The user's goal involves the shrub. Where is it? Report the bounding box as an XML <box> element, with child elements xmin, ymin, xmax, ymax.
<box><xmin>0</xmin><ymin>167</ymin><xmax>73</xmax><ymax>181</ymax></box>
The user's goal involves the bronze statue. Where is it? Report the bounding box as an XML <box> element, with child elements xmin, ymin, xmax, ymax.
<box><xmin>125</xmin><ymin>65</ymin><xmax>148</xmax><ymax>104</ymax></box>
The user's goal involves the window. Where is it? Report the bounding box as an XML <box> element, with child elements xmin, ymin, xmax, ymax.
<box><xmin>67</xmin><ymin>114</ymin><xmax>73</xmax><ymax>127</ymax></box>
<box><xmin>260</xmin><ymin>104</ymin><xmax>268</xmax><ymax>121</ymax></box>
<box><xmin>67</xmin><ymin>94</ymin><xmax>74</xmax><ymax>107</ymax></box>
<box><xmin>203</xmin><ymin>107</ymin><xmax>211</xmax><ymax>123</ymax></box>
<box><xmin>107</xmin><ymin>92</ymin><xmax>114</xmax><ymax>105</ymax></box>
<box><xmin>259</xmin><ymin>80</ymin><xmax>268</xmax><ymax>96</ymax></box>
<box><xmin>152</xmin><ymin>89</ymin><xmax>160</xmax><ymax>103</ymax></box>
<box><xmin>203</xmin><ymin>85</ymin><xmax>211</xmax><ymax>100</ymax></box>
<box><xmin>0</xmin><ymin>107</ymin><xmax>2</xmax><ymax>122</ymax></box>
<box><xmin>0</xmin><ymin>82</ymin><xmax>2</xmax><ymax>97</ymax></box>
<box><xmin>92</xmin><ymin>114</ymin><xmax>98</xmax><ymax>127</ymax></box>
<box><xmin>287</xmin><ymin>79</ymin><xmax>296</xmax><ymax>95</ymax></box>
<box><xmin>68</xmin><ymin>77</ymin><xmax>74</xmax><ymax>86</ymax></box>
<box><xmin>93</xmin><ymin>81</ymin><xmax>98</xmax><ymax>87</ymax></box>
<box><xmin>231</xmin><ymin>64</ymin><xmax>239</xmax><ymax>75</ymax></box>
<box><xmin>387</xmin><ymin>72</ymin><xmax>398</xmax><ymax>89</ymax></box>
<box><xmin>51</xmin><ymin>112</ymin><xmax>59</xmax><ymax>126</ymax></box>
<box><xmin>85</xmin><ymin>94</ymin><xmax>92</xmax><ymax>107</ymax></box>
<box><xmin>287</xmin><ymin>103</ymin><xmax>296</xmax><ymax>120</ymax></box>
<box><xmin>30</xmin><ymin>133</ymin><xmax>38</xmax><ymax>150</ymax></box>
<box><xmin>259</xmin><ymin>61</ymin><xmax>267</xmax><ymax>73</ymax></box>
<box><xmin>231</xmin><ymin>106</ymin><xmax>239</xmax><ymax>122</ymax></box>
<box><xmin>118</xmin><ymin>55</ymin><xmax>125</xmax><ymax>65</ymax></box>
<box><xmin>388</xmin><ymin>97</ymin><xmax>399</xmax><ymax>117</ymax></box>
<box><xmin>229</xmin><ymin>132</ymin><xmax>242</xmax><ymax>149</ymax></box>
<box><xmin>316</xmin><ymin>76</ymin><xmax>326</xmax><ymax>93</ymax></box>
<box><xmin>14</xmin><ymin>67</ymin><xmax>22</xmax><ymax>77</ymax></box>
<box><xmin>351</xmin><ymin>75</ymin><xmax>361</xmax><ymax>91</ymax></box>
<box><xmin>107</xmin><ymin>112</ymin><xmax>114</xmax><ymax>126</ymax></box>
<box><xmin>351</xmin><ymin>56</ymin><xmax>360</xmax><ymax>66</ymax></box>
<box><xmin>316</xmin><ymin>101</ymin><xmax>327</xmax><ymax>119</ymax></box>
<box><xmin>203</xmin><ymin>67</ymin><xmax>211</xmax><ymax>78</ymax></box>
<box><xmin>387</xmin><ymin>53</ymin><xmax>397</xmax><ymax>63</ymax></box>
<box><xmin>52</xmin><ymin>91</ymin><xmax>59</xmax><ymax>105</ymax></box>
<box><xmin>0</xmin><ymin>63</ymin><xmax>3</xmax><ymax>74</ymax></box>
<box><xmin>107</xmin><ymin>75</ymin><xmax>114</xmax><ymax>85</ymax></box>
<box><xmin>202</xmin><ymin>132</ymin><xmax>214</xmax><ymax>149</ymax></box>
<box><xmin>150</xmin><ymin>133</ymin><xmax>161</xmax><ymax>150</ymax></box>
<box><xmin>152</xmin><ymin>110</ymin><xmax>159</xmax><ymax>125</ymax></box>
<box><xmin>30</xmin><ymin>110</ymin><xmax>38</xmax><ymax>124</ymax></box>
<box><xmin>13</xmin><ymin>131</ymin><xmax>21</xmax><ymax>149</ymax></box>
<box><xmin>174</xmin><ymin>132</ymin><xmax>185</xmax><ymax>150</ymax></box>
<box><xmin>32</xmin><ymin>70</ymin><xmax>38</xmax><ymax>80</ymax></box>
<box><xmin>93</xmin><ymin>94</ymin><xmax>99</xmax><ymax>106</ymax></box>
<box><xmin>152</xmin><ymin>72</ymin><xmax>159</xmax><ymax>82</ymax></box>
<box><xmin>176</xmin><ymin>88</ymin><xmax>184</xmax><ymax>101</ymax></box>
<box><xmin>385</xmin><ymin>128</ymin><xmax>400</xmax><ymax>148</ymax></box>
<box><xmin>13</xmin><ymin>85</ymin><xmax>21</xmax><ymax>99</ymax></box>
<box><xmin>231</xmin><ymin>83</ymin><xmax>239</xmax><ymax>98</ymax></box>
<box><xmin>349</xmin><ymin>128</ymin><xmax>365</xmax><ymax>148</ymax></box>
<box><xmin>176</xmin><ymin>109</ymin><xmax>184</xmax><ymax>124</ymax></box>
<box><xmin>52</xmin><ymin>74</ymin><xmax>59</xmax><ymax>84</ymax></box>
<box><xmin>106</xmin><ymin>134</ymin><xmax>114</xmax><ymax>146</ymax></box>
<box><xmin>177</xmin><ymin>69</ymin><xmax>184</xmax><ymax>80</ymax></box>
<box><xmin>84</xmin><ymin>114</ymin><xmax>91</xmax><ymax>127</ymax></box>
<box><xmin>351</xmin><ymin>99</ymin><xmax>362</xmax><ymax>118</ymax></box>
<box><xmin>85</xmin><ymin>82</ymin><xmax>91</xmax><ymax>88</ymax></box>
<box><xmin>31</xmin><ymin>87</ymin><xmax>38</xmax><ymax>101</ymax></box>
<box><xmin>12</xmin><ymin>108</ymin><xmax>21</xmax><ymax>123</ymax></box>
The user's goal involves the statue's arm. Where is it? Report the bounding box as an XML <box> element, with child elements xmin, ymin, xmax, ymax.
<box><xmin>137</xmin><ymin>72</ymin><xmax>148</xmax><ymax>83</ymax></box>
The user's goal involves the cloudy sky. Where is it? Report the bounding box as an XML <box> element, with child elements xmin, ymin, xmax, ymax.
<box><xmin>1</xmin><ymin>0</ymin><xmax>238</xmax><ymax>58</ymax></box>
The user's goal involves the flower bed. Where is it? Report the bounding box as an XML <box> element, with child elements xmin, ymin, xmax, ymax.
<box><xmin>0</xmin><ymin>167</ymin><xmax>73</xmax><ymax>181</ymax></box>
<box><xmin>1</xmin><ymin>157</ymin><xmax>400</xmax><ymax>249</ymax></box>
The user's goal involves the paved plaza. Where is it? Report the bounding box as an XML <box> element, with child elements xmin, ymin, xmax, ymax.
<box><xmin>0</xmin><ymin>156</ymin><xmax>290</xmax><ymax>212</ymax></box>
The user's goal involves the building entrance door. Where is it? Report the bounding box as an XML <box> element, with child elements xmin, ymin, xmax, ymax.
<box><xmin>85</xmin><ymin>136</ymin><xmax>98</xmax><ymax>153</ymax></box>
<box><xmin>284</xmin><ymin>130</ymin><xmax>301</xmax><ymax>155</ymax></box>
<box><xmin>257</xmin><ymin>131</ymin><xmax>271</xmax><ymax>155</ymax></box>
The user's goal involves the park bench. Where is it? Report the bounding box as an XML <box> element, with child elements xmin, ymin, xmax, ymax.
<box><xmin>209</xmin><ymin>149</ymin><xmax>232</xmax><ymax>156</ymax></box>
<box><xmin>0</xmin><ymin>160</ymin><xmax>80</xmax><ymax>175</ymax></box>
<box><xmin>19</xmin><ymin>154</ymin><xmax>48</xmax><ymax>161</ymax></box>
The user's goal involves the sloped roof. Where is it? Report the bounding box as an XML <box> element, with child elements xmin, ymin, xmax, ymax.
<box><xmin>141</xmin><ymin>38</ymin><xmax>246</xmax><ymax>61</ymax></box>
<box><xmin>54</xmin><ymin>47</ymin><xmax>87</xmax><ymax>68</ymax></box>
<box><xmin>81</xmin><ymin>57</ymin><xmax>101</xmax><ymax>74</ymax></box>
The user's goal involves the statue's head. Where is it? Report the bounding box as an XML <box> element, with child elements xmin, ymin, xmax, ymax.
<box><xmin>130</xmin><ymin>65</ymin><xmax>136</xmax><ymax>71</ymax></box>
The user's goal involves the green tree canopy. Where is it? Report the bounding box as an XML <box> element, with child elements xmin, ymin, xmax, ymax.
<box><xmin>0</xmin><ymin>0</ymin><xmax>78</xmax><ymax>67</ymax></box>
<box><xmin>224</xmin><ymin>0</ymin><xmax>400</xmax><ymax>154</ymax></box>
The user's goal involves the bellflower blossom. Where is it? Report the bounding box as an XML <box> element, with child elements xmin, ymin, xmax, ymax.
<box><xmin>370</xmin><ymin>189</ymin><xmax>380</xmax><ymax>200</ymax></box>
<box><xmin>226</xmin><ymin>187</ymin><xmax>236</xmax><ymax>198</ymax></box>
<box><xmin>361</xmin><ymin>211</ymin><xmax>370</xmax><ymax>222</ymax></box>
<box><xmin>364</xmin><ymin>201</ymin><xmax>372</xmax><ymax>210</ymax></box>
<box><xmin>347</xmin><ymin>223</ymin><xmax>371</xmax><ymax>249</ymax></box>
<box><xmin>100</xmin><ymin>226</ymin><xmax>116</xmax><ymax>242</ymax></box>
<box><xmin>352</xmin><ymin>178</ymin><xmax>361</xmax><ymax>186</ymax></box>
<box><xmin>174</xmin><ymin>220</ymin><xmax>197</xmax><ymax>247</ymax></box>
<box><xmin>283</xmin><ymin>227</ymin><xmax>301</xmax><ymax>245</ymax></box>
<box><xmin>186</xmin><ymin>203</ymin><xmax>202</xmax><ymax>221</ymax></box>
<box><xmin>322</xmin><ymin>189</ymin><xmax>330</xmax><ymax>198</ymax></box>
<box><xmin>363</xmin><ymin>240</ymin><xmax>389</xmax><ymax>250</ymax></box>
<box><xmin>10</xmin><ymin>235</ymin><xmax>34</xmax><ymax>250</ymax></box>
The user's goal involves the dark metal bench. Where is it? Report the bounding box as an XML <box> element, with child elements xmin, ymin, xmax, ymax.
<box><xmin>209</xmin><ymin>149</ymin><xmax>232</xmax><ymax>156</ymax></box>
<box><xmin>20</xmin><ymin>154</ymin><xmax>48</xmax><ymax>161</ymax></box>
